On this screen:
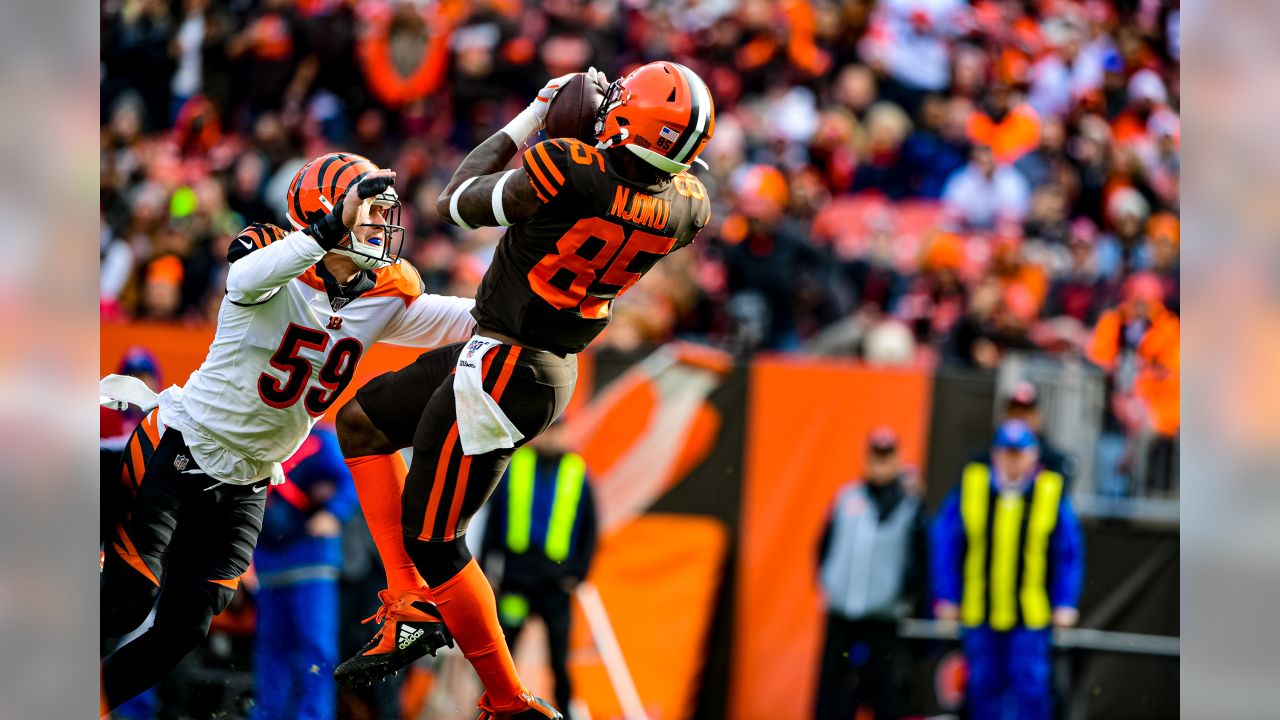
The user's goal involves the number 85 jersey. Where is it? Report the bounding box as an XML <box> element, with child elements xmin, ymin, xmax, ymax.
<box><xmin>472</xmin><ymin>138</ymin><xmax>712</xmax><ymax>356</ymax></box>
<box><xmin>157</xmin><ymin>224</ymin><xmax>476</xmax><ymax>486</ymax></box>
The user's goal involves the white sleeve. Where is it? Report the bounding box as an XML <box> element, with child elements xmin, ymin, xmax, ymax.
<box><xmin>225</xmin><ymin>231</ymin><xmax>327</xmax><ymax>305</ymax></box>
<box><xmin>379</xmin><ymin>294</ymin><xmax>478</xmax><ymax>348</ymax></box>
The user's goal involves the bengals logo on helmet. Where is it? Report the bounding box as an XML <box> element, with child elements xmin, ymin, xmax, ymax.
<box><xmin>285</xmin><ymin>152</ymin><xmax>405</xmax><ymax>270</ymax></box>
<box><xmin>594</xmin><ymin>61</ymin><xmax>716</xmax><ymax>175</ymax></box>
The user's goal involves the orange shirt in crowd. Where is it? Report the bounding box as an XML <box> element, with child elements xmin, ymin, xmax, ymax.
<box><xmin>968</xmin><ymin>103</ymin><xmax>1042</xmax><ymax>164</ymax></box>
<box><xmin>1086</xmin><ymin>303</ymin><xmax>1181</xmax><ymax>436</ymax></box>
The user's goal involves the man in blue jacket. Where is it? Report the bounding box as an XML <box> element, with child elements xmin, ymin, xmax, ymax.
<box><xmin>931</xmin><ymin>420</ymin><xmax>1084</xmax><ymax>720</ymax></box>
<box><xmin>251</xmin><ymin>425</ymin><xmax>359</xmax><ymax>720</ymax></box>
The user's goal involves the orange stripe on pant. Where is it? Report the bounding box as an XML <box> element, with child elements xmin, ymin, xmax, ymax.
<box><xmin>113</xmin><ymin>525</ymin><xmax>160</xmax><ymax>586</ymax></box>
<box><xmin>420</xmin><ymin>424</ymin><xmax>460</xmax><ymax>540</ymax></box>
<box><xmin>442</xmin><ymin>346</ymin><xmax>523</xmax><ymax>540</ymax></box>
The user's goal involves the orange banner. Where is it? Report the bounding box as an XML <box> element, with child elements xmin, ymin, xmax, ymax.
<box><xmin>730</xmin><ymin>355</ymin><xmax>933</xmax><ymax>720</ymax></box>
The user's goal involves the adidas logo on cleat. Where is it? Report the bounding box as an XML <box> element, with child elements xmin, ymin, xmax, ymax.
<box><xmin>398</xmin><ymin>624</ymin><xmax>424</xmax><ymax>650</ymax></box>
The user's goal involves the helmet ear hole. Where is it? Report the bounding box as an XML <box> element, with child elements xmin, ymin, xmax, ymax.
<box><xmin>667</xmin><ymin>88</ymin><xmax>677</xmax><ymax>102</ymax></box>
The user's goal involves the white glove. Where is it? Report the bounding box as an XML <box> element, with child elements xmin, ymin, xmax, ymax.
<box><xmin>501</xmin><ymin>72</ymin><xmax>579</xmax><ymax>145</ymax></box>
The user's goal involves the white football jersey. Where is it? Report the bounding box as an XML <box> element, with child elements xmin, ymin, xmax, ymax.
<box><xmin>156</xmin><ymin>224</ymin><xmax>475</xmax><ymax>485</ymax></box>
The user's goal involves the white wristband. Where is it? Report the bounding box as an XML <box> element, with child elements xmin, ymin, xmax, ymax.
<box><xmin>492</xmin><ymin>169</ymin><xmax>516</xmax><ymax>226</ymax></box>
<box><xmin>449</xmin><ymin>176</ymin><xmax>478</xmax><ymax>230</ymax></box>
<box><xmin>500</xmin><ymin>107</ymin><xmax>542</xmax><ymax>146</ymax></box>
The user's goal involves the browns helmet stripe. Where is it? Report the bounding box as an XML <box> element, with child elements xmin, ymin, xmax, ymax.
<box><xmin>670</xmin><ymin>62</ymin><xmax>711</xmax><ymax>164</ymax></box>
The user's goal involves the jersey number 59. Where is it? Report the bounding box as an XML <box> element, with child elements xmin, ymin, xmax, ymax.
<box><xmin>258</xmin><ymin>323</ymin><xmax>364</xmax><ymax>416</ymax></box>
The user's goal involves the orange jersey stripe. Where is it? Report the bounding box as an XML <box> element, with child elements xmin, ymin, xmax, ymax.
<box><xmin>420</xmin><ymin>423</ymin><xmax>459</xmax><ymax>540</ymax></box>
<box><xmin>527</xmin><ymin>176</ymin><xmax>550</xmax><ymax>203</ymax></box>
<box><xmin>523</xmin><ymin>151</ymin><xmax>559</xmax><ymax>198</ymax></box>
<box><xmin>534</xmin><ymin>143</ymin><xmax>566</xmax><ymax>186</ymax></box>
<box><xmin>208</xmin><ymin>576</ymin><xmax>241</xmax><ymax>589</ymax></box>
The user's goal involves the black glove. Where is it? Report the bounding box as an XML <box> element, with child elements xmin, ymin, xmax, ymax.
<box><xmin>303</xmin><ymin>175</ymin><xmax>396</xmax><ymax>250</ymax></box>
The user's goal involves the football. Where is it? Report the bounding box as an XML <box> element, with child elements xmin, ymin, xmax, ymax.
<box><xmin>546</xmin><ymin>72</ymin><xmax>608</xmax><ymax>144</ymax></box>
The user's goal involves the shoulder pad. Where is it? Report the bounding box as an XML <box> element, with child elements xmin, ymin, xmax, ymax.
<box><xmin>227</xmin><ymin>223</ymin><xmax>289</xmax><ymax>264</ymax></box>
<box><xmin>521</xmin><ymin>139</ymin><xmax>608</xmax><ymax>203</ymax></box>
<box><xmin>366</xmin><ymin>261</ymin><xmax>425</xmax><ymax>306</ymax></box>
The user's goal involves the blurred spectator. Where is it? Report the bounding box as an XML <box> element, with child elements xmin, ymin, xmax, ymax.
<box><xmin>720</xmin><ymin>165</ymin><xmax>835</xmax><ymax>349</ymax></box>
<box><xmin>931</xmin><ymin>420</ymin><xmax>1084</xmax><ymax>720</ymax></box>
<box><xmin>972</xmin><ymin>381</ymin><xmax>1077</xmax><ymax>492</ymax></box>
<box><xmin>863</xmin><ymin>0</ymin><xmax>971</xmax><ymax>115</ymax></box>
<box><xmin>851</xmin><ymin>102</ymin><xmax>912</xmax><ymax>198</ymax></box>
<box><xmin>815</xmin><ymin>428</ymin><xmax>924</xmax><ymax>720</ymax></box>
<box><xmin>252</xmin><ymin>425</ymin><xmax>358</xmax><ymax>720</ymax></box>
<box><xmin>967</xmin><ymin>83</ymin><xmax>1041</xmax><ymax>165</ymax></box>
<box><xmin>482</xmin><ymin>421</ymin><xmax>598</xmax><ymax>716</ymax></box>
<box><xmin>941</xmin><ymin>145</ymin><xmax>1031</xmax><ymax>231</ymax></box>
<box><xmin>102</xmin><ymin>0</ymin><xmax>176</xmax><ymax>131</ymax></box>
<box><xmin>1086</xmin><ymin>272</ymin><xmax>1180</xmax><ymax>497</ymax></box>
<box><xmin>1043</xmin><ymin>218</ymin><xmax>1105</xmax><ymax>324</ymax></box>
<box><xmin>901</xmin><ymin>94</ymin><xmax>970</xmax><ymax>198</ymax></box>
<box><xmin>949</xmin><ymin>278</ymin><xmax>1038</xmax><ymax>369</ymax></box>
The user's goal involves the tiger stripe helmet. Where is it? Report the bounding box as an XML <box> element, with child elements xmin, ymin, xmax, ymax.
<box><xmin>594</xmin><ymin>61</ymin><xmax>715</xmax><ymax>175</ymax></box>
<box><xmin>285</xmin><ymin>152</ymin><xmax>404</xmax><ymax>270</ymax></box>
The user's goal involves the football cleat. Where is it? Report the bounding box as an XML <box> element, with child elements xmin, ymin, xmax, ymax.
<box><xmin>476</xmin><ymin>690</ymin><xmax>563</xmax><ymax>720</ymax></box>
<box><xmin>333</xmin><ymin>588</ymin><xmax>454</xmax><ymax>687</ymax></box>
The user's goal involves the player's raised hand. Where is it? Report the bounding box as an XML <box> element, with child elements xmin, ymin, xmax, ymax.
<box><xmin>341</xmin><ymin>170</ymin><xmax>396</xmax><ymax>229</ymax></box>
<box><xmin>529</xmin><ymin>73</ymin><xmax>577</xmax><ymax>130</ymax></box>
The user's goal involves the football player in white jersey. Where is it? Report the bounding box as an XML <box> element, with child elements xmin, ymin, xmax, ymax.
<box><xmin>100</xmin><ymin>154</ymin><xmax>473</xmax><ymax>711</ymax></box>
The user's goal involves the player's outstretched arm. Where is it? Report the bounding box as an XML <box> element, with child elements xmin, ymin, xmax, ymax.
<box><xmin>437</xmin><ymin>73</ymin><xmax>592</xmax><ymax>229</ymax></box>
<box><xmin>379</xmin><ymin>293</ymin><xmax>478</xmax><ymax>348</ymax></box>
<box><xmin>226</xmin><ymin>172</ymin><xmax>396</xmax><ymax>305</ymax></box>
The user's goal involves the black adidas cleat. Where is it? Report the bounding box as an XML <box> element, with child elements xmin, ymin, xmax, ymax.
<box><xmin>334</xmin><ymin>588</ymin><xmax>454</xmax><ymax>687</ymax></box>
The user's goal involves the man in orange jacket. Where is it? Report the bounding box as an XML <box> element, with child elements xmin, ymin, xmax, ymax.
<box><xmin>1086</xmin><ymin>272</ymin><xmax>1179</xmax><ymax>495</ymax></box>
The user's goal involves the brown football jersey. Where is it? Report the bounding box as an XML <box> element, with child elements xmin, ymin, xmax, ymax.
<box><xmin>472</xmin><ymin>138</ymin><xmax>712</xmax><ymax>355</ymax></box>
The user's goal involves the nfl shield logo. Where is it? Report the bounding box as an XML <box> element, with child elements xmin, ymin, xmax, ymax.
<box><xmin>330</xmin><ymin>296</ymin><xmax>351</xmax><ymax>312</ymax></box>
<box><xmin>174</xmin><ymin>454</ymin><xmax>190</xmax><ymax>471</ymax></box>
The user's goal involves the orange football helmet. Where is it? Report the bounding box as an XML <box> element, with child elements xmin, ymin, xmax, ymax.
<box><xmin>285</xmin><ymin>152</ymin><xmax>403</xmax><ymax>270</ymax></box>
<box><xmin>594</xmin><ymin>61</ymin><xmax>716</xmax><ymax>174</ymax></box>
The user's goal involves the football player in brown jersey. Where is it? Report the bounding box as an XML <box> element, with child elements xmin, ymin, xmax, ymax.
<box><xmin>332</xmin><ymin>62</ymin><xmax>714</xmax><ymax>719</ymax></box>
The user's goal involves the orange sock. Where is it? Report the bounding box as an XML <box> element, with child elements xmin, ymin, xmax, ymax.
<box><xmin>346</xmin><ymin>453</ymin><xmax>426</xmax><ymax>594</ymax></box>
<box><xmin>431</xmin><ymin>559</ymin><xmax>525</xmax><ymax>708</ymax></box>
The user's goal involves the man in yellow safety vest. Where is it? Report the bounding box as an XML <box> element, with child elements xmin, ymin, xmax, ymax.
<box><xmin>930</xmin><ymin>419</ymin><xmax>1084</xmax><ymax>720</ymax></box>
<box><xmin>481</xmin><ymin>420</ymin><xmax>598</xmax><ymax>715</ymax></box>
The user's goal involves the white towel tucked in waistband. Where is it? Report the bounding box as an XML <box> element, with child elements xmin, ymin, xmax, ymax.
<box><xmin>100</xmin><ymin>373</ymin><xmax>160</xmax><ymax>412</ymax></box>
<box><xmin>454</xmin><ymin>336</ymin><xmax>524</xmax><ymax>456</ymax></box>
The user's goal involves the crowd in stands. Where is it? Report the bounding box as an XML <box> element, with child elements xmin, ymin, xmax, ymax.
<box><xmin>101</xmin><ymin>0</ymin><xmax>1179</xmax><ymax>490</ymax></box>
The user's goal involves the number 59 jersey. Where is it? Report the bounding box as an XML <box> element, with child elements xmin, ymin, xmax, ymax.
<box><xmin>472</xmin><ymin>138</ymin><xmax>712</xmax><ymax>355</ymax></box>
<box><xmin>157</xmin><ymin>224</ymin><xmax>476</xmax><ymax>485</ymax></box>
